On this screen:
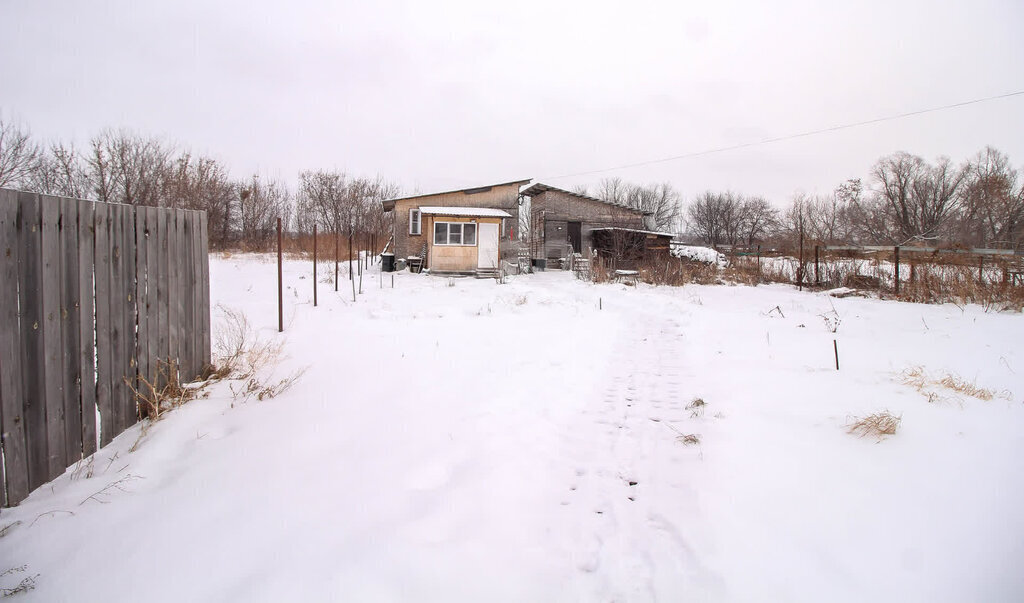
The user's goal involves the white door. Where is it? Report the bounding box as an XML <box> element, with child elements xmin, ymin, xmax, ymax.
<box><xmin>477</xmin><ymin>222</ymin><xmax>499</xmax><ymax>269</ymax></box>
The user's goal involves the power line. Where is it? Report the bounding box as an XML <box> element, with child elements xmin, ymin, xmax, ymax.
<box><xmin>541</xmin><ymin>89</ymin><xmax>1024</xmax><ymax>180</ymax></box>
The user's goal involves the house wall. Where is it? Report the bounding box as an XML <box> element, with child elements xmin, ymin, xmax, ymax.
<box><xmin>390</xmin><ymin>183</ymin><xmax>521</xmax><ymax>261</ymax></box>
<box><xmin>424</xmin><ymin>215</ymin><xmax>503</xmax><ymax>273</ymax></box>
<box><xmin>529</xmin><ymin>190</ymin><xmax>646</xmax><ymax>261</ymax></box>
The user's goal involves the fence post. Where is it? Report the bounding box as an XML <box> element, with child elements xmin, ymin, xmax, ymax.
<box><xmin>756</xmin><ymin>244</ymin><xmax>761</xmax><ymax>277</ymax></box>
<box><xmin>979</xmin><ymin>256</ymin><xmax>984</xmax><ymax>286</ymax></box>
<box><xmin>798</xmin><ymin>228</ymin><xmax>804</xmax><ymax>291</ymax></box>
<box><xmin>334</xmin><ymin>231</ymin><xmax>339</xmax><ymax>292</ymax></box>
<box><xmin>814</xmin><ymin>245</ymin><xmax>820</xmax><ymax>286</ymax></box>
<box><xmin>313</xmin><ymin>223</ymin><xmax>318</xmax><ymax>307</ymax></box>
<box><xmin>277</xmin><ymin>218</ymin><xmax>283</xmax><ymax>332</ymax></box>
<box><xmin>348</xmin><ymin>230</ymin><xmax>353</xmax><ymax>281</ymax></box>
<box><xmin>893</xmin><ymin>246</ymin><xmax>900</xmax><ymax>294</ymax></box>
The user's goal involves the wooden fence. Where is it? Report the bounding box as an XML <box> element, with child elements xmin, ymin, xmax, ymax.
<box><xmin>0</xmin><ymin>189</ymin><xmax>210</xmax><ymax>507</ymax></box>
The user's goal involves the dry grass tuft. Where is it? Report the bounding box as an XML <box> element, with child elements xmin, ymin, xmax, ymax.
<box><xmin>846</xmin><ymin>411</ymin><xmax>902</xmax><ymax>440</ymax></box>
<box><xmin>899</xmin><ymin>366</ymin><xmax>1011</xmax><ymax>403</ymax></box>
<box><xmin>686</xmin><ymin>398</ymin><xmax>707</xmax><ymax>418</ymax></box>
<box><xmin>678</xmin><ymin>433</ymin><xmax>702</xmax><ymax>446</ymax></box>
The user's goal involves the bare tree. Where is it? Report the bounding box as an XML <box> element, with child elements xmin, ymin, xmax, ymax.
<box><xmin>239</xmin><ymin>175</ymin><xmax>290</xmax><ymax>249</ymax></box>
<box><xmin>869</xmin><ymin>152</ymin><xmax>969</xmax><ymax>243</ymax></box>
<box><xmin>737</xmin><ymin>196</ymin><xmax>778</xmax><ymax>246</ymax></box>
<box><xmin>571</xmin><ymin>183</ymin><xmax>590</xmax><ymax>196</ymax></box>
<box><xmin>625</xmin><ymin>182</ymin><xmax>682</xmax><ymax>232</ymax></box>
<box><xmin>687</xmin><ymin>191</ymin><xmax>739</xmax><ymax>247</ymax></box>
<box><xmin>23</xmin><ymin>142</ymin><xmax>90</xmax><ymax>198</ymax></box>
<box><xmin>87</xmin><ymin>129</ymin><xmax>172</xmax><ymax>206</ymax></box>
<box><xmin>955</xmin><ymin>147</ymin><xmax>1024</xmax><ymax>248</ymax></box>
<box><xmin>0</xmin><ymin>118</ymin><xmax>40</xmax><ymax>188</ymax></box>
<box><xmin>595</xmin><ymin>177</ymin><xmax>630</xmax><ymax>205</ymax></box>
<box><xmin>164</xmin><ymin>152</ymin><xmax>236</xmax><ymax>247</ymax></box>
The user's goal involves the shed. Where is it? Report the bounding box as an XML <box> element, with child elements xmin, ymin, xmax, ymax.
<box><xmin>381</xmin><ymin>179</ymin><xmax>528</xmax><ymax>276</ymax></box>
<box><xmin>590</xmin><ymin>227</ymin><xmax>675</xmax><ymax>268</ymax></box>
<box><xmin>521</xmin><ymin>183</ymin><xmax>651</xmax><ymax>267</ymax></box>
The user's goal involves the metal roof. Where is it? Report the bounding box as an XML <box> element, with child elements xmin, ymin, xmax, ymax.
<box><xmin>382</xmin><ymin>179</ymin><xmax>531</xmax><ymax>211</ymax></box>
<box><xmin>419</xmin><ymin>206</ymin><xmax>512</xmax><ymax>218</ymax></box>
<box><xmin>520</xmin><ymin>182</ymin><xmax>653</xmax><ymax>216</ymax></box>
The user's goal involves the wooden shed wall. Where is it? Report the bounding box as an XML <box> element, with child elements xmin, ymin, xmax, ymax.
<box><xmin>530</xmin><ymin>190</ymin><xmax>646</xmax><ymax>260</ymax></box>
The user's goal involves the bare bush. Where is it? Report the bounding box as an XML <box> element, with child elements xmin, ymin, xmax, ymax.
<box><xmin>686</xmin><ymin>398</ymin><xmax>707</xmax><ymax>418</ymax></box>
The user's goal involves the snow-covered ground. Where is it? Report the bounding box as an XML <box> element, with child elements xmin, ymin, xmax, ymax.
<box><xmin>2</xmin><ymin>253</ymin><xmax>1023</xmax><ymax>602</ymax></box>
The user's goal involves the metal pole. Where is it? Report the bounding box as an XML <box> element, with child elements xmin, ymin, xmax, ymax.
<box><xmin>979</xmin><ymin>256</ymin><xmax>984</xmax><ymax>286</ymax></box>
<box><xmin>798</xmin><ymin>224</ymin><xmax>804</xmax><ymax>291</ymax></box>
<box><xmin>814</xmin><ymin>245</ymin><xmax>820</xmax><ymax>286</ymax></box>
<box><xmin>348</xmin><ymin>230</ymin><xmax>353</xmax><ymax>281</ymax></box>
<box><xmin>894</xmin><ymin>246</ymin><xmax>900</xmax><ymax>294</ymax></box>
<box><xmin>334</xmin><ymin>230</ymin><xmax>339</xmax><ymax>292</ymax></box>
<box><xmin>833</xmin><ymin>340</ymin><xmax>839</xmax><ymax>371</ymax></box>
<box><xmin>277</xmin><ymin>218</ymin><xmax>283</xmax><ymax>332</ymax></box>
<box><xmin>313</xmin><ymin>223</ymin><xmax>318</xmax><ymax>307</ymax></box>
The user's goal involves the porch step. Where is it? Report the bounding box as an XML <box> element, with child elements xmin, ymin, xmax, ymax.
<box><xmin>475</xmin><ymin>268</ymin><xmax>500</xmax><ymax>279</ymax></box>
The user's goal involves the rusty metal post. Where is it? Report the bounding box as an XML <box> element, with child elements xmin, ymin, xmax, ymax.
<box><xmin>979</xmin><ymin>256</ymin><xmax>984</xmax><ymax>286</ymax></box>
<box><xmin>833</xmin><ymin>340</ymin><xmax>839</xmax><ymax>371</ymax></box>
<box><xmin>814</xmin><ymin>245</ymin><xmax>820</xmax><ymax>286</ymax></box>
<box><xmin>348</xmin><ymin>230</ymin><xmax>353</xmax><ymax>281</ymax></box>
<box><xmin>313</xmin><ymin>223</ymin><xmax>318</xmax><ymax>307</ymax></box>
<box><xmin>798</xmin><ymin>227</ymin><xmax>804</xmax><ymax>291</ymax></box>
<box><xmin>334</xmin><ymin>230</ymin><xmax>339</xmax><ymax>292</ymax></box>
<box><xmin>893</xmin><ymin>246</ymin><xmax>900</xmax><ymax>294</ymax></box>
<box><xmin>277</xmin><ymin>218</ymin><xmax>283</xmax><ymax>332</ymax></box>
<box><xmin>756</xmin><ymin>244</ymin><xmax>761</xmax><ymax>276</ymax></box>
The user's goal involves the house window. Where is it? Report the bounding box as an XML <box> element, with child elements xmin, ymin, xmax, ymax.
<box><xmin>433</xmin><ymin>222</ymin><xmax>477</xmax><ymax>246</ymax></box>
<box><xmin>409</xmin><ymin>209</ymin><xmax>421</xmax><ymax>235</ymax></box>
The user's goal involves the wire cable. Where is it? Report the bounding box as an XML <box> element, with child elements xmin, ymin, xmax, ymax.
<box><xmin>541</xmin><ymin>89</ymin><xmax>1024</xmax><ymax>180</ymax></box>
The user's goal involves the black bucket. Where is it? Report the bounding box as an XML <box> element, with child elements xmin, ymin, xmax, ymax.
<box><xmin>381</xmin><ymin>253</ymin><xmax>395</xmax><ymax>272</ymax></box>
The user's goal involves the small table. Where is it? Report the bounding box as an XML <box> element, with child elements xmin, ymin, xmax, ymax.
<box><xmin>614</xmin><ymin>269</ymin><xmax>639</xmax><ymax>285</ymax></box>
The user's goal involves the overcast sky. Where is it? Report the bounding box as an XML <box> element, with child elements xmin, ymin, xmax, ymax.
<box><xmin>2</xmin><ymin>0</ymin><xmax>1023</xmax><ymax>204</ymax></box>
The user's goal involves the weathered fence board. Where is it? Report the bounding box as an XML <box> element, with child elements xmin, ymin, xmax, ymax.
<box><xmin>59</xmin><ymin>198</ymin><xmax>82</xmax><ymax>464</ymax></box>
<box><xmin>16</xmin><ymin>193</ymin><xmax>48</xmax><ymax>491</ymax></box>
<box><xmin>167</xmin><ymin>210</ymin><xmax>179</xmax><ymax>382</ymax></box>
<box><xmin>94</xmin><ymin>202</ymin><xmax>114</xmax><ymax>447</ymax></box>
<box><xmin>41</xmin><ymin>196</ymin><xmax>67</xmax><ymax>479</ymax></box>
<box><xmin>0</xmin><ymin>190</ymin><xmax>210</xmax><ymax>506</ymax></box>
<box><xmin>0</xmin><ymin>190</ymin><xmax>29</xmax><ymax>505</ymax></box>
<box><xmin>135</xmin><ymin>208</ymin><xmax>149</xmax><ymax>405</ymax></box>
<box><xmin>144</xmin><ymin>207</ymin><xmax>159</xmax><ymax>386</ymax></box>
<box><xmin>78</xmin><ymin>201</ymin><xmax>97</xmax><ymax>457</ymax></box>
<box><xmin>156</xmin><ymin>208</ymin><xmax>169</xmax><ymax>381</ymax></box>
<box><xmin>108</xmin><ymin>204</ymin><xmax>126</xmax><ymax>436</ymax></box>
<box><xmin>199</xmin><ymin>212</ymin><xmax>211</xmax><ymax>369</ymax></box>
<box><xmin>181</xmin><ymin>211</ymin><xmax>195</xmax><ymax>379</ymax></box>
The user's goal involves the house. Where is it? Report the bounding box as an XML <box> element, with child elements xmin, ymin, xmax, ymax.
<box><xmin>520</xmin><ymin>183</ymin><xmax>652</xmax><ymax>268</ymax></box>
<box><xmin>381</xmin><ymin>179</ymin><xmax>529</xmax><ymax>275</ymax></box>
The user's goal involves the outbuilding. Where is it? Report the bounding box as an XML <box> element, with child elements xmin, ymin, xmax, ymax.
<box><xmin>381</xmin><ymin>179</ymin><xmax>528</xmax><ymax>276</ymax></box>
<box><xmin>521</xmin><ymin>183</ymin><xmax>651</xmax><ymax>267</ymax></box>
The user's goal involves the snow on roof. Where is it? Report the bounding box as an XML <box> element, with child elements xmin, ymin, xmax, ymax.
<box><xmin>418</xmin><ymin>206</ymin><xmax>512</xmax><ymax>218</ymax></box>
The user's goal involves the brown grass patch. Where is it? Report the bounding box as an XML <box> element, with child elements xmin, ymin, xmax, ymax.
<box><xmin>846</xmin><ymin>411</ymin><xmax>902</xmax><ymax>440</ymax></box>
